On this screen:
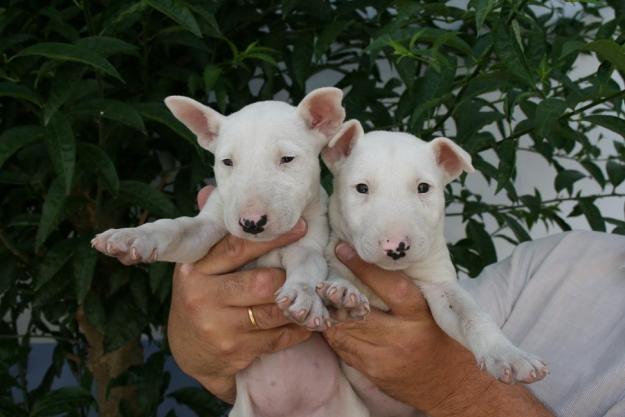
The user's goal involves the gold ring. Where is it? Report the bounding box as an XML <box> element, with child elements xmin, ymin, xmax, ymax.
<box><xmin>247</xmin><ymin>307</ymin><xmax>258</xmax><ymax>329</ymax></box>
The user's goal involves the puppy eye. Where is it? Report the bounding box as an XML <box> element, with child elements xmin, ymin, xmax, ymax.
<box><xmin>356</xmin><ymin>183</ymin><xmax>369</xmax><ymax>194</ymax></box>
<box><xmin>280</xmin><ymin>156</ymin><xmax>295</xmax><ymax>164</ymax></box>
<box><xmin>222</xmin><ymin>159</ymin><xmax>233</xmax><ymax>167</ymax></box>
<box><xmin>417</xmin><ymin>183</ymin><xmax>430</xmax><ymax>193</ymax></box>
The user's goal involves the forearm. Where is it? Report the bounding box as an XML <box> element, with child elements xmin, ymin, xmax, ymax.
<box><xmin>423</xmin><ymin>340</ymin><xmax>553</xmax><ymax>417</ymax></box>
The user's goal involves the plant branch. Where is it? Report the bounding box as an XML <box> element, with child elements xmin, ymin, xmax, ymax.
<box><xmin>446</xmin><ymin>192</ymin><xmax>625</xmax><ymax>217</ymax></box>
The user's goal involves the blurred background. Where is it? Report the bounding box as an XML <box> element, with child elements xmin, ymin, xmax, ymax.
<box><xmin>1</xmin><ymin>0</ymin><xmax>623</xmax><ymax>416</ymax></box>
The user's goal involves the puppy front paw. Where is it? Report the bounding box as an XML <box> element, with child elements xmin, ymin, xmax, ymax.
<box><xmin>275</xmin><ymin>283</ymin><xmax>331</xmax><ymax>331</ymax></box>
<box><xmin>91</xmin><ymin>228</ymin><xmax>161</xmax><ymax>264</ymax></box>
<box><xmin>317</xmin><ymin>278</ymin><xmax>370</xmax><ymax>321</ymax></box>
<box><xmin>477</xmin><ymin>344</ymin><xmax>549</xmax><ymax>384</ymax></box>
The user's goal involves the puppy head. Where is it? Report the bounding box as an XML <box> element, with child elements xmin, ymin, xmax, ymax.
<box><xmin>323</xmin><ymin>121</ymin><xmax>473</xmax><ymax>270</ymax></box>
<box><xmin>165</xmin><ymin>88</ymin><xmax>345</xmax><ymax>240</ymax></box>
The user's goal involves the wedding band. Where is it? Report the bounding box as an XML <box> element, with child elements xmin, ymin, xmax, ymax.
<box><xmin>248</xmin><ymin>307</ymin><xmax>258</xmax><ymax>329</ymax></box>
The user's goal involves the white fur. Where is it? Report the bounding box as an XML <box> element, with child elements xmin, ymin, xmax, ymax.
<box><xmin>321</xmin><ymin>121</ymin><xmax>549</xmax><ymax>416</ymax></box>
<box><xmin>92</xmin><ymin>89</ymin><xmax>369</xmax><ymax>417</ymax></box>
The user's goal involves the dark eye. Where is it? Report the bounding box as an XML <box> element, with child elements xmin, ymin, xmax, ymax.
<box><xmin>417</xmin><ymin>183</ymin><xmax>430</xmax><ymax>193</ymax></box>
<box><xmin>222</xmin><ymin>159</ymin><xmax>233</xmax><ymax>167</ymax></box>
<box><xmin>280</xmin><ymin>156</ymin><xmax>295</xmax><ymax>164</ymax></box>
<box><xmin>356</xmin><ymin>183</ymin><xmax>369</xmax><ymax>194</ymax></box>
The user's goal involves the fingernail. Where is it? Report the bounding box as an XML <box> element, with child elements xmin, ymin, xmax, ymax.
<box><xmin>336</xmin><ymin>242</ymin><xmax>356</xmax><ymax>260</ymax></box>
<box><xmin>291</xmin><ymin>219</ymin><xmax>306</xmax><ymax>234</ymax></box>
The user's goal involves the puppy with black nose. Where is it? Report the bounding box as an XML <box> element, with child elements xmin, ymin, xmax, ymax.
<box><xmin>92</xmin><ymin>89</ymin><xmax>369</xmax><ymax>417</ymax></box>
<box><xmin>319</xmin><ymin>120</ymin><xmax>549</xmax><ymax>416</ymax></box>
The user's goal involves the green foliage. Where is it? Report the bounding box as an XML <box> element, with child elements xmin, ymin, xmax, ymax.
<box><xmin>1</xmin><ymin>0</ymin><xmax>624</xmax><ymax>416</ymax></box>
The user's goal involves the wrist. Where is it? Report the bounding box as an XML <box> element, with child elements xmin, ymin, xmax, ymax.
<box><xmin>420</xmin><ymin>338</ymin><xmax>493</xmax><ymax>416</ymax></box>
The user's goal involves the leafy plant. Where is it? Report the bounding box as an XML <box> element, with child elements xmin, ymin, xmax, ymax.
<box><xmin>1</xmin><ymin>0</ymin><xmax>623</xmax><ymax>416</ymax></box>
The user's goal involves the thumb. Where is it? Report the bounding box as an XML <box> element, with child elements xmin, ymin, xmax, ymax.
<box><xmin>264</xmin><ymin>324</ymin><xmax>312</xmax><ymax>354</ymax></box>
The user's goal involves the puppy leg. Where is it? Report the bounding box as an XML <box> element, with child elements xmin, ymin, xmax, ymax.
<box><xmin>276</xmin><ymin>246</ymin><xmax>332</xmax><ymax>331</ymax></box>
<box><xmin>318</xmin><ymin>274</ymin><xmax>370</xmax><ymax>321</ymax></box>
<box><xmin>92</xmin><ymin>192</ymin><xmax>226</xmax><ymax>264</ymax></box>
<box><xmin>420</xmin><ymin>281</ymin><xmax>549</xmax><ymax>384</ymax></box>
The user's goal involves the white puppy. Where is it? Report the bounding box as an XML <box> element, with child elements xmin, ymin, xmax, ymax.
<box><xmin>92</xmin><ymin>89</ymin><xmax>368</xmax><ymax>416</ymax></box>
<box><xmin>319</xmin><ymin>120</ymin><xmax>549</xmax><ymax>416</ymax></box>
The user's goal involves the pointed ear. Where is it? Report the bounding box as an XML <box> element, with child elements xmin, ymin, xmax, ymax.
<box><xmin>164</xmin><ymin>96</ymin><xmax>225</xmax><ymax>152</ymax></box>
<box><xmin>321</xmin><ymin>120</ymin><xmax>364</xmax><ymax>173</ymax></box>
<box><xmin>297</xmin><ymin>87</ymin><xmax>346</xmax><ymax>140</ymax></box>
<box><xmin>430</xmin><ymin>137</ymin><xmax>475</xmax><ymax>183</ymax></box>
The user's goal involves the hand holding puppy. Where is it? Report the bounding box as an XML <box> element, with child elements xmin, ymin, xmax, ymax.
<box><xmin>167</xmin><ymin>186</ymin><xmax>311</xmax><ymax>403</ymax></box>
<box><xmin>324</xmin><ymin>242</ymin><xmax>553</xmax><ymax>417</ymax></box>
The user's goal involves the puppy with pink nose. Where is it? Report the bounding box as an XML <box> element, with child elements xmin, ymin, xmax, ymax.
<box><xmin>318</xmin><ymin>120</ymin><xmax>549</xmax><ymax>416</ymax></box>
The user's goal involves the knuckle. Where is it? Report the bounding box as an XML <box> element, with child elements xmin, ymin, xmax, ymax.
<box><xmin>390</xmin><ymin>277</ymin><xmax>413</xmax><ymax>302</ymax></box>
<box><xmin>224</xmin><ymin>235</ymin><xmax>246</xmax><ymax>258</ymax></box>
<box><xmin>217</xmin><ymin>338</ymin><xmax>237</xmax><ymax>356</ymax></box>
<box><xmin>252</xmin><ymin>270</ymin><xmax>282</xmax><ymax>298</ymax></box>
<box><xmin>254</xmin><ymin>304</ymin><xmax>285</xmax><ymax>328</ymax></box>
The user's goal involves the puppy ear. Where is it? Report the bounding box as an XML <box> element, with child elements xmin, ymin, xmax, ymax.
<box><xmin>322</xmin><ymin>120</ymin><xmax>363</xmax><ymax>173</ymax></box>
<box><xmin>430</xmin><ymin>137</ymin><xmax>475</xmax><ymax>183</ymax></box>
<box><xmin>297</xmin><ymin>87</ymin><xmax>346</xmax><ymax>139</ymax></box>
<box><xmin>164</xmin><ymin>96</ymin><xmax>225</xmax><ymax>152</ymax></box>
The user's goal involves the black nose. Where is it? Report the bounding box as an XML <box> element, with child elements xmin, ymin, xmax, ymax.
<box><xmin>239</xmin><ymin>215</ymin><xmax>268</xmax><ymax>235</ymax></box>
<box><xmin>386</xmin><ymin>242</ymin><xmax>411</xmax><ymax>260</ymax></box>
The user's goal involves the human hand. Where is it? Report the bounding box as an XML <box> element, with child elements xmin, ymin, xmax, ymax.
<box><xmin>323</xmin><ymin>243</ymin><xmax>552</xmax><ymax>417</ymax></box>
<box><xmin>167</xmin><ymin>186</ymin><xmax>312</xmax><ymax>403</ymax></box>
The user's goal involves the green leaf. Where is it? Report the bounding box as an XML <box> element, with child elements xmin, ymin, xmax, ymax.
<box><xmin>0</xmin><ymin>82</ymin><xmax>41</xmax><ymax>106</ymax></box>
<box><xmin>104</xmin><ymin>292</ymin><xmax>147</xmax><ymax>352</ymax></box>
<box><xmin>0</xmin><ymin>125</ymin><xmax>44</xmax><ymax>168</ymax></box>
<box><xmin>77</xmin><ymin>143</ymin><xmax>120</xmax><ymax>194</ymax></box>
<box><xmin>315</xmin><ymin>20</ymin><xmax>348</xmax><ymax>59</ymax></box>
<box><xmin>74</xmin><ymin>36</ymin><xmax>138</xmax><ymax>57</ymax></box>
<box><xmin>149</xmin><ymin>263</ymin><xmax>173</xmax><ymax>303</ymax></box>
<box><xmin>118</xmin><ymin>180</ymin><xmax>179</xmax><ymax>218</ymax></box>
<box><xmin>203</xmin><ymin>65</ymin><xmax>222</xmax><ymax>92</ymax></box>
<box><xmin>492</xmin><ymin>22</ymin><xmax>534</xmax><ymax>87</ymax></box>
<box><xmin>466</xmin><ymin>219</ymin><xmax>497</xmax><ymax>264</ymax></box>
<box><xmin>585</xmin><ymin>115</ymin><xmax>625</xmax><ymax>139</ymax></box>
<box><xmin>35</xmin><ymin>177</ymin><xmax>67</xmax><ymax>250</ymax></box>
<box><xmin>73</xmin><ymin>98</ymin><xmax>146</xmax><ymax>133</ymax></box>
<box><xmin>73</xmin><ymin>241</ymin><xmax>98</xmax><ymax>304</ymax></box>
<box><xmin>504</xmin><ymin>216</ymin><xmax>531</xmax><ymax>242</ymax></box>
<box><xmin>14</xmin><ymin>42</ymin><xmax>124</xmax><ymax>82</ymax></box>
<box><xmin>582</xmin><ymin>40</ymin><xmax>625</xmax><ymax>73</ymax></box>
<box><xmin>136</xmin><ymin>102</ymin><xmax>196</xmax><ymax>146</ymax></box>
<box><xmin>84</xmin><ymin>293</ymin><xmax>106</xmax><ymax>333</ymax></box>
<box><xmin>578</xmin><ymin>199</ymin><xmax>606</xmax><ymax>231</ymax></box>
<box><xmin>36</xmin><ymin>239</ymin><xmax>76</xmax><ymax>290</ymax></box>
<box><xmin>606</xmin><ymin>160</ymin><xmax>625</xmax><ymax>187</ymax></box>
<box><xmin>31</xmin><ymin>387</ymin><xmax>93</xmax><ymax>417</ymax></box>
<box><xmin>474</xmin><ymin>0</ymin><xmax>497</xmax><ymax>32</ymax></box>
<box><xmin>554</xmin><ymin>169</ymin><xmax>586</xmax><ymax>194</ymax></box>
<box><xmin>534</xmin><ymin>98</ymin><xmax>567</xmax><ymax>137</ymax></box>
<box><xmin>146</xmin><ymin>0</ymin><xmax>202</xmax><ymax>37</ymax></box>
<box><xmin>495</xmin><ymin>139</ymin><xmax>515</xmax><ymax>193</ymax></box>
<box><xmin>580</xmin><ymin>159</ymin><xmax>606</xmax><ymax>187</ymax></box>
<box><xmin>45</xmin><ymin>114</ymin><xmax>76</xmax><ymax>194</ymax></box>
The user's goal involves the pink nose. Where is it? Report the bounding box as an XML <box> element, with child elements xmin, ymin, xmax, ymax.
<box><xmin>380</xmin><ymin>238</ymin><xmax>411</xmax><ymax>252</ymax></box>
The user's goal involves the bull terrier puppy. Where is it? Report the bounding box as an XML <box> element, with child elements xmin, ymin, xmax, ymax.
<box><xmin>319</xmin><ymin>120</ymin><xmax>549</xmax><ymax>416</ymax></box>
<box><xmin>92</xmin><ymin>89</ymin><xmax>369</xmax><ymax>417</ymax></box>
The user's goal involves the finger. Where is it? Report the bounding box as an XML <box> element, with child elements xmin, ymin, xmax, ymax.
<box><xmin>197</xmin><ymin>185</ymin><xmax>215</xmax><ymax>210</ymax></box>
<box><xmin>335</xmin><ymin>242</ymin><xmax>428</xmax><ymax>318</ymax></box>
<box><xmin>193</xmin><ymin>219</ymin><xmax>307</xmax><ymax>275</ymax></box>
<box><xmin>239</xmin><ymin>304</ymin><xmax>291</xmax><ymax>331</ymax></box>
<box><xmin>172</xmin><ymin>264</ymin><xmax>286</xmax><ymax>310</ymax></box>
<box><xmin>253</xmin><ymin>324</ymin><xmax>312</xmax><ymax>354</ymax></box>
